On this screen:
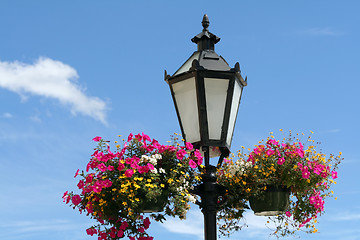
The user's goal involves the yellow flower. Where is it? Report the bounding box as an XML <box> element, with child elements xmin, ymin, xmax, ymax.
<box><xmin>246</xmin><ymin>188</ymin><xmax>251</xmax><ymax>193</ymax></box>
<box><xmin>160</xmin><ymin>184</ymin><xmax>165</xmax><ymax>188</ymax></box>
<box><xmin>168</xmin><ymin>178</ymin><xmax>174</xmax><ymax>184</ymax></box>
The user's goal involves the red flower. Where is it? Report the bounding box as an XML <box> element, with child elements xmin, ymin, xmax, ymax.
<box><xmin>119</xmin><ymin>221</ymin><xmax>128</xmax><ymax>230</ymax></box>
<box><xmin>143</xmin><ymin>217</ymin><xmax>151</xmax><ymax>229</ymax></box>
<box><xmin>86</xmin><ymin>227</ymin><xmax>97</xmax><ymax>236</ymax></box>
<box><xmin>117</xmin><ymin>230</ymin><xmax>124</xmax><ymax>237</ymax></box>
<box><xmin>77</xmin><ymin>180</ymin><xmax>85</xmax><ymax>189</ymax></box>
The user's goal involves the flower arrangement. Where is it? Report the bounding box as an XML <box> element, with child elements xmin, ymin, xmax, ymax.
<box><xmin>218</xmin><ymin>131</ymin><xmax>342</xmax><ymax>237</ymax></box>
<box><xmin>63</xmin><ymin>133</ymin><xmax>202</xmax><ymax>240</ymax></box>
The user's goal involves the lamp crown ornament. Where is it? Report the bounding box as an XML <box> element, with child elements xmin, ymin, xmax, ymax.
<box><xmin>202</xmin><ymin>14</ymin><xmax>210</xmax><ymax>30</ymax></box>
<box><xmin>191</xmin><ymin>14</ymin><xmax>220</xmax><ymax>51</ymax></box>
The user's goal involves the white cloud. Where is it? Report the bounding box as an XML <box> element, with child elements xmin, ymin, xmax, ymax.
<box><xmin>0</xmin><ymin>57</ymin><xmax>107</xmax><ymax>124</ymax></box>
<box><xmin>161</xmin><ymin>209</ymin><xmax>203</xmax><ymax>239</ymax></box>
<box><xmin>160</xmin><ymin>208</ymin><xmax>276</xmax><ymax>240</ymax></box>
<box><xmin>330</xmin><ymin>212</ymin><xmax>360</xmax><ymax>221</ymax></box>
<box><xmin>2</xmin><ymin>112</ymin><xmax>13</xmax><ymax>118</ymax></box>
<box><xmin>319</xmin><ymin>128</ymin><xmax>341</xmax><ymax>134</ymax></box>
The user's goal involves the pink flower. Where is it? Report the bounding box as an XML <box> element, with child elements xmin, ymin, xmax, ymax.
<box><xmin>142</xmin><ymin>132</ymin><xmax>151</xmax><ymax>142</ymax></box>
<box><xmin>108</xmin><ymin>165</ymin><xmax>114</xmax><ymax>171</ymax></box>
<box><xmin>285</xmin><ymin>211</ymin><xmax>291</xmax><ymax>217</ymax></box>
<box><xmin>302</xmin><ymin>170</ymin><xmax>310</xmax><ymax>179</ymax></box>
<box><xmin>125</xmin><ymin>169</ymin><xmax>134</xmax><ymax>178</ymax></box>
<box><xmin>189</xmin><ymin>159</ymin><xmax>197</xmax><ymax>168</ymax></box>
<box><xmin>97</xmin><ymin>163</ymin><xmax>107</xmax><ymax>172</ymax></box>
<box><xmin>266</xmin><ymin>149</ymin><xmax>275</xmax><ymax>156</ymax></box>
<box><xmin>176</xmin><ymin>149</ymin><xmax>187</xmax><ymax>160</ymax></box>
<box><xmin>92</xmin><ymin>182</ymin><xmax>103</xmax><ymax>193</ymax></box>
<box><xmin>92</xmin><ymin>136</ymin><xmax>102</xmax><ymax>142</ymax></box>
<box><xmin>72</xmin><ymin>194</ymin><xmax>82</xmax><ymax>205</ymax></box>
<box><xmin>62</xmin><ymin>191</ymin><xmax>70</xmax><ymax>204</ymax></box>
<box><xmin>331</xmin><ymin>171</ymin><xmax>338</xmax><ymax>179</ymax></box>
<box><xmin>118</xmin><ymin>163</ymin><xmax>125</xmax><ymax>171</ymax></box>
<box><xmin>102</xmin><ymin>179</ymin><xmax>113</xmax><ymax>188</ymax></box>
<box><xmin>85</xmin><ymin>174</ymin><xmax>94</xmax><ymax>184</ymax></box>
<box><xmin>147</xmin><ymin>163</ymin><xmax>155</xmax><ymax>170</ymax></box>
<box><xmin>194</xmin><ymin>149</ymin><xmax>203</xmax><ymax>165</ymax></box>
<box><xmin>185</xmin><ymin>142</ymin><xmax>193</xmax><ymax>150</ymax></box>
<box><xmin>277</xmin><ymin>157</ymin><xmax>285</xmax><ymax>165</ymax></box>
<box><xmin>74</xmin><ymin>169</ymin><xmax>80</xmax><ymax>178</ymax></box>
<box><xmin>127</xmin><ymin>133</ymin><xmax>133</xmax><ymax>142</ymax></box>
<box><xmin>138</xmin><ymin>165</ymin><xmax>149</xmax><ymax>174</ymax></box>
<box><xmin>135</xmin><ymin>133</ymin><xmax>143</xmax><ymax>141</ymax></box>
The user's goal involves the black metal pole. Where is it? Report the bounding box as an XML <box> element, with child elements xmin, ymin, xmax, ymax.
<box><xmin>196</xmin><ymin>148</ymin><xmax>219</xmax><ymax>240</ymax></box>
<box><xmin>201</xmin><ymin>166</ymin><xmax>218</xmax><ymax>240</ymax></box>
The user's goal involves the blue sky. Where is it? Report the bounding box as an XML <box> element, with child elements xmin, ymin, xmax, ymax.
<box><xmin>0</xmin><ymin>1</ymin><xmax>359</xmax><ymax>240</ymax></box>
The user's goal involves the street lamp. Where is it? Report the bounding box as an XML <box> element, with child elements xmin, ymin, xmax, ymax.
<box><xmin>165</xmin><ymin>14</ymin><xmax>247</xmax><ymax>240</ymax></box>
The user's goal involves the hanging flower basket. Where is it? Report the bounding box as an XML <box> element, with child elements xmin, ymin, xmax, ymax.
<box><xmin>139</xmin><ymin>194</ymin><xmax>168</xmax><ymax>213</ymax></box>
<box><xmin>249</xmin><ymin>186</ymin><xmax>290</xmax><ymax>216</ymax></box>
<box><xmin>63</xmin><ymin>133</ymin><xmax>202</xmax><ymax>240</ymax></box>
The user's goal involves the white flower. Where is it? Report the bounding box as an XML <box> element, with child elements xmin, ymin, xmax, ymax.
<box><xmin>186</xmin><ymin>194</ymin><xmax>197</xmax><ymax>203</ymax></box>
<box><xmin>245</xmin><ymin>161</ymin><xmax>253</xmax><ymax>168</ymax></box>
<box><xmin>159</xmin><ymin>168</ymin><xmax>165</xmax><ymax>174</ymax></box>
<box><xmin>150</xmin><ymin>168</ymin><xmax>158</xmax><ymax>174</ymax></box>
<box><xmin>149</xmin><ymin>157</ymin><xmax>157</xmax><ymax>166</ymax></box>
<box><xmin>140</xmin><ymin>155</ymin><xmax>149</xmax><ymax>164</ymax></box>
<box><xmin>153</xmin><ymin>154</ymin><xmax>162</xmax><ymax>160</ymax></box>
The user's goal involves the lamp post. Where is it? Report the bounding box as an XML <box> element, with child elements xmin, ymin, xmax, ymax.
<box><xmin>165</xmin><ymin>14</ymin><xmax>247</xmax><ymax>240</ymax></box>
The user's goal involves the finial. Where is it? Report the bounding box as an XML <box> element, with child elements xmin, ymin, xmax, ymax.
<box><xmin>202</xmin><ymin>14</ymin><xmax>210</xmax><ymax>31</ymax></box>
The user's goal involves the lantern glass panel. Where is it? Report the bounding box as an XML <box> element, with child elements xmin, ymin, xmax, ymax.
<box><xmin>226</xmin><ymin>78</ymin><xmax>242</xmax><ymax>146</ymax></box>
<box><xmin>204</xmin><ymin>77</ymin><xmax>229</xmax><ymax>140</ymax></box>
<box><xmin>172</xmin><ymin>77</ymin><xmax>201</xmax><ymax>143</ymax></box>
